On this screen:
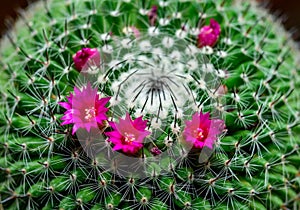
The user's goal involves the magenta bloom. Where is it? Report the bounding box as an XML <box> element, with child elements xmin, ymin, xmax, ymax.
<box><xmin>183</xmin><ymin>112</ymin><xmax>225</xmax><ymax>149</ymax></box>
<box><xmin>105</xmin><ymin>113</ymin><xmax>151</xmax><ymax>154</ymax></box>
<box><xmin>148</xmin><ymin>5</ymin><xmax>158</xmax><ymax>26</ymax></box>
<box><xmin>123</xmin><ymin>26</ymin><xmax>141</xmax><ymax>38</ymax></box>
<box><xmin>59</xmin><ymin>83</ymin><xmax>110</xmax><ymax>135</ymax></box>
<box><xmin>73</xmin><ymin>48</ymin><xmax>100</xmax><ymax>71</ymax></box>
<box><xmin>131</xmin><ymin>26</ymin><xmax>141</xmax><ymax>38</ymax></box>
<box><xmin>150</xmin><ymin>147</ymin><xmax>162</xmax><ymax>156</ymax></box>
<box><xmin>197</xmin><ymin>19</ymin><xmax>221</xmax><ymax>48</ymax></box>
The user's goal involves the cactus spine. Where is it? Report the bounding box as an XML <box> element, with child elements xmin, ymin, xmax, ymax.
<box><xmin>0</xmin><ymin>0</ymin><xmax>299</xmax><ymax>209</ymax></box>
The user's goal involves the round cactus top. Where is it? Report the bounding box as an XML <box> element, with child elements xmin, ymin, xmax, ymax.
<box><xmin>0</xmin><ymin>0</ymin><xmax>299</xmax><ymax>209</ymax></box>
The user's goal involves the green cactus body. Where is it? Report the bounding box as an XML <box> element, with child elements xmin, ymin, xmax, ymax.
<box><xmin>0</xmin><ymin>0</ymin><xmax>299</xmax><ymax>209</ymax></box>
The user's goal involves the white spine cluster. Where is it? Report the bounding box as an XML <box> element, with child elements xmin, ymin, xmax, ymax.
<box><xmin>98</xmin><ymin>34</ymin><xmax>223</xmax><ymax>122</ymax></box>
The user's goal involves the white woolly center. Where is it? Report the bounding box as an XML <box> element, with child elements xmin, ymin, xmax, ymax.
<box><xmin>99</xmin><ymin>34</ymin><xmax>222</xmax><ymax>121</ymax></box>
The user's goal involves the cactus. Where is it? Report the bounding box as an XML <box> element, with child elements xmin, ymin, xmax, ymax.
<box><xmin>0</xmin><ymin>0</ymin><xmax>299</xmax><ymax>209</ymax></box>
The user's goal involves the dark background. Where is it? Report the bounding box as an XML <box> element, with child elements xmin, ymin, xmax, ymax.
<box><xmin>0</xmin><ymin>0</ymin><xmax>300</xmax><ymax>41</ymax></box>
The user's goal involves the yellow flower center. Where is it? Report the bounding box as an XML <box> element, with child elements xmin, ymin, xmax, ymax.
<box><xmin>84</xmin><ymin>107</ymin><xmax>96</xmax><ymax>121</ymax></box>
<box><xmin>194</xmin><ymin>128</ymin><xmax>204</xmax><ymax>140</ymax></box>
<box><xmin>124</xmin><ymin>132</ymin><xmax>136</xmax><ymax>143</ymax></box>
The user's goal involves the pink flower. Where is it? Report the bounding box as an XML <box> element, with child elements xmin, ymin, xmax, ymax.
<box><xmin>197</xmin><ymin>19</ymin><xmax>221</xmax><ymax>48</ymax></box>
<box><xmin>73</xmin><ymin>48</ymin><xmax>100</xmax><ymax>71</ymax></box>
<box><xmin>105</xmin><ymin>113</ymin><xmax>151</xmax><ymax>154</ymax></box>
<box><xmin>216</xmin><ymin>85</ymin><xmax>228</xmax><ymax>96</ymax></box>
<box><xmin>150</xmin><ymin>147</ymin><xmax>162</xmax><ymax>156</ymax></box>
<box><xmin>131</xmin><ymin>26</ymin><xmax>141</xmax><ymax>38</ymax></box>
<box><xmin>148</xmin><ymin>6</ymin><xmax>158</xmax><ymax>26</ymax></box>
<box><xmin>59</xmin><ymin>83</ymin><xmax>110</xmax><ymax>135</ymax></box>
<box><xmin>123</xmin><ymin>26</ymin><xmax>141</xmax><ymax>38</ymax></box>
<box><xmin>183</xmin><ymin>112</ymin><xmax>225</xmax><ymax>149</ymax></box>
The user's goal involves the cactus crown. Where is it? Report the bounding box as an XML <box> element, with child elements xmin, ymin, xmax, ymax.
<box><xmin>0</xmin><ymin>0</ymin><xmax>299</xmax><ymax>209</ymax></box>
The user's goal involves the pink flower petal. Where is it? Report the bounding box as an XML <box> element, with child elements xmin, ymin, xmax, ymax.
<box><xmin>148</xmin><ymin>6</ymin><xmax>158</xmax><ymax>26</ymax></box>
<box><xmin>183</xmin><ymin>111</ymin><xmax>225</xmax><ymax>149</ymax></box>
<box><xmin>151</xmin><ymin>147</ymin><xmax>162</xmax><ymax>155</ymax></box>
<box><xmin>105</xmin><ymin>113</ymin><xmax>150</xmax><ymax>155</ymax></box>
<box><xmin>197</xmin><ymin>19</ymin><xmax>221</xmax><ymax>48</ymax></box>
<box><xmin>133</xmin><ymin>116</ymin><xmax>148</xmax><ymax>131</ymax></box>
<box><xmin>59</xmin><ymin>83</ymin><xmax>110</xmax><ymax>135</ymax></box>
<box><xmin>73</xmin><ymin>48</ymin><xmax>100</xmax><ymax>72</ymax></box>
